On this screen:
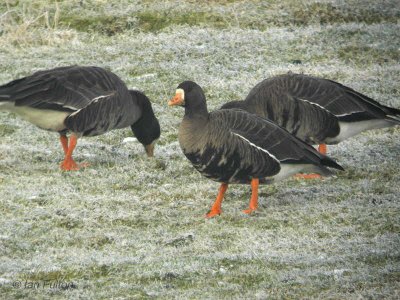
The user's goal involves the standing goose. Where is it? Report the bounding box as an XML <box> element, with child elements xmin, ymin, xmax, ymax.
<box><xmin>221</xmin><ymin>73</ymin><xmax>400</xmax><ymax>155</ymax></box>
<box><xmin>168</xmin><ymin>81</ymin><xmax>344</xmax><ymax>217</ymax></box>
<box><xmin>0</xmin><ymin>66</ymin><xmax>160</xmax><ymax>170</ymax></box>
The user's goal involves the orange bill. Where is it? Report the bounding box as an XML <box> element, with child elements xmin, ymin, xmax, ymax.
<box><xmin>144</xmin><ymin>142</ymin><xmax>155</xmax><ymax>157</ymax></box>
<box><xmin>168</xmin><ymin>90</ymin><xmax>184</xmax><ymax>106</ymax></box>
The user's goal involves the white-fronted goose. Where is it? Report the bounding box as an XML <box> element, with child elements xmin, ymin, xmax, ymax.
<box><xmin>0</xmin><ymin>66</ymin><xmax>160</xmax><ymax>170</ymax></box>
<box><xmin>168</xmin><ymin>81</ymin><xmax>344</xmax><ymax>217</ymax></box>
<box><xmin>221</xmin><ymin>73</ymin><xmax>400</xmax><ymax>155</ymax></box>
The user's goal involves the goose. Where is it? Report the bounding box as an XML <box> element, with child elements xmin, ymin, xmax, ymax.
<box><xmin>168</xmin><ymin>81</ymin><xmax>344</xmax><ymax>217</ymax></box>
<box><xmin>221</xmin><ymin>73</ymin><xmax>400</xmax><ymax>155</ymax></box>
<box><xmin>0</xmin><ymin>66</ymin><xmax>160</xmax><ymax>170</ymax></box>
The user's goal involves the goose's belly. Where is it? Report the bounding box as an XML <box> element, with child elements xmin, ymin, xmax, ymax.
<box><xmin>325</xmin><ymin>119</ymin><xmax>394</xmax><ymax>144</ymax></box>
<box><xmin>0</xmin><ymin>102</ymin><xmax>69</xmax><ymax>132</ymax></box>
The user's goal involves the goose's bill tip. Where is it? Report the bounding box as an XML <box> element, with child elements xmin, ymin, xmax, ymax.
<box><xmin>145</xmin><ymin>143</ymin><xmax>155</xmax><ymax>157</ymax></box>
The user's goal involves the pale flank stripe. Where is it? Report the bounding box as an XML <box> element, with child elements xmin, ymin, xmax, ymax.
<box><xmin>232</xmin><ymin>132</ymin><xmax>280</xmax><ymax>164</ymax></box>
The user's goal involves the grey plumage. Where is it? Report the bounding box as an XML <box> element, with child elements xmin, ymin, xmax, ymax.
<box><xmin>221</xmin><ymin>73</ymin><xmax>400</xmax><ymax>145</ymax></box>
<box><xmin>0</xmin><ymin>66</ymin><xmax>143</xmax><ymax>135</ymax></box>
<box><xmin>170</xmin><ymin>81</ymin><xmax>343</xmax><ymax>217</ymax></box>
<box><xmin>174</xmin><ymin>81</ymin><xmax>343</xmax><ymax>184</ymax></box>
<box><xmin>0</xmin><ymin>65</ymin><xmax>160</xmax><ymax>169</ymax></box>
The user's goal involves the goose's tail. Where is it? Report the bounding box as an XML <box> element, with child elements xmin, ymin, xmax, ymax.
<box><xmin>384</xmin><ymin>105</ymin><xmax>400</xmax><ymax>124</ymax></box>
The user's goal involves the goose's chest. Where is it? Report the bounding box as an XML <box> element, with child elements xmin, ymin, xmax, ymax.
<box><xmin>179</xmin><ymin>121</ymin><xmax>204</xmax><ymax>152</ymax></box>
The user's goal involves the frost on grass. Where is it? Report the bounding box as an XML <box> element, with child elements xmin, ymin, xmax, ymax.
<box><xmin>0</xmin><ymin>0</ymin><xmax>400</xmax><ymax>299</ymax></box>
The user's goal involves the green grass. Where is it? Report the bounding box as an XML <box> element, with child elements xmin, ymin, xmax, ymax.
<box><xmin>60</xmin><ymin>14</ymin><xmax>134</xmax><ymax>36</ymax></box>
<box><xmin>338</xmin><ymin>45</ymin><xmax>400</xmax><ymax>64</ymax></box>
<box><xmin>0</xmin><ymin>124</ymin><xmax>18</xmax><ymax>136</ymax></box>
<box><xmin>290</xmin><ymin>2</ymin><xmax>399</xmax><ymax>25</ymax></box>
<box><xmin>2</xmin><ymin>0</ymin><xmax>399</xmax><ymax>42</ymax></box>
<box><xmin>136</xmin><ymin>11</ymin><xmax>228</xmax><ymax>32</ymax></box>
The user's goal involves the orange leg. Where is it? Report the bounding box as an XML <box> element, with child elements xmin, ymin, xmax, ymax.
<box><xmin>318</xmin><ymin>143</ymin><xmax>327</xmax><ymax>155</ymax></box>
<box><xmin>60</xmin><ymin>134</ymin><xmax>79</xmax><ymax>171</ymax></box>
<box><xmin>60</xmin><ymin>134</ymin><xmax>88</xmax><ymax>171</ymax></box>
<box><xmin>294</xmin><ymin>143</ymin><xmax>327</xmax><ymax>179</ymax></box>
<box><xmin>205</xmin><ymin>183</ymin><xmax>228</xmax><ymax>218</ymax></box>
<box><xmin>59</xmin><ymin>134</ymin><xmax>69</xmax><ymax>154</ymax></box>
<box><xmin>243</xmin><ymin>178</ymin><xmax>259</xmax><ymax>214</ymax></box>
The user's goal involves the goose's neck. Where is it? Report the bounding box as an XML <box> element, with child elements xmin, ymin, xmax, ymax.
<box><xmin>184</xmin><ymin>95</ymin><xmax>209</xmax><ymax>120</ymax></box>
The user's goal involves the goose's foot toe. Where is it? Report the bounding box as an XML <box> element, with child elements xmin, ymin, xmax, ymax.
<box><xmin>60</xmin><ymin>159</ymin><xmax>89</xmax><ymax>171</ymax></box>
<box><xmin>294</xmin><ymin>173</ymin><xmax>322</xmax><ymax>179</ymax></box>
<box><xmin>243</xmin><ymin>207</ymin><xmax>257</xmax><ymax>215</ymax></box>
<box><xmin>205</xmin><ymin>209</ymin><xmax>222</xmax><ymax>218</ymax></box>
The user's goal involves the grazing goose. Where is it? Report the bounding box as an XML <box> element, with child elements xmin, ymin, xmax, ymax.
<box><xmin>0</xmin><ymin>66</ymin><xmax>160</xmax><ymax>170</ymax></box>
<box><xmin>221</xmin><ymin>73</ymin><xmax>400</xmax><ymax>155</ymax></box>
<box><xmin>168</xmin><ymin>81</ymin><xmax>344</xmax><ymax>217</ymax></box>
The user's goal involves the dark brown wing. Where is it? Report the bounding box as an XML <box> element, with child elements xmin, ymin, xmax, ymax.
<box><xmin>246</xmin><ymin>73</ymin><xmax>399</xmax><ymax>123</ymax></box>
<box><xmin>242</xmin><ymin>75</ymin><xmax>341</xmax><ymax>143</ymax></box>
<box><xmin>0</xmin><ymin>66</ymin><xmax>129</xmax><ymax>112</ymax></box>
<box><xmin>63</xmin><ymin>92</ymin><xmax>140</xmax><ymax>136</ymax></box>
<box><xmin>215</xmin><ymin>109</ymin><xmax>341</xmax><ymax>166</ymax></box>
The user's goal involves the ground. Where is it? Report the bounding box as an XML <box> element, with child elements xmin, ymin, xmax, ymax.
<box><xmin>0</xmin><ymin>0</ymin><xmax>399</xmax><ymax>299</ymax></box>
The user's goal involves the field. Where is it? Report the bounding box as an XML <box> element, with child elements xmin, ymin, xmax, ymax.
<box><xmin>0</xmin><ymin>0</ymin><xmax>399</xmax><ymax>299</ymax></box>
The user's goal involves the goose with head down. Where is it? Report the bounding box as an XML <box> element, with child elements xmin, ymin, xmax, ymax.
<box><xmin>0</xmin><ymin>65</ymin><xmax>160</xmax><ymax>170</ymax></box>
<box><xmin>221</xmin><ymin>73</ymin><xmax>400</xmax><ymax>155</ymax></box>
<box><xmin>169</xmin><ymin>81</ymin><xmax>344</xmax><ymax>217</ymax></box>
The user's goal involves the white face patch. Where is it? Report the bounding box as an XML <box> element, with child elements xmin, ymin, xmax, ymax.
<box><xmin>176</xmin><ymin>88</ymin><xmax>185</xmax><ymax>101</ymax></box>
